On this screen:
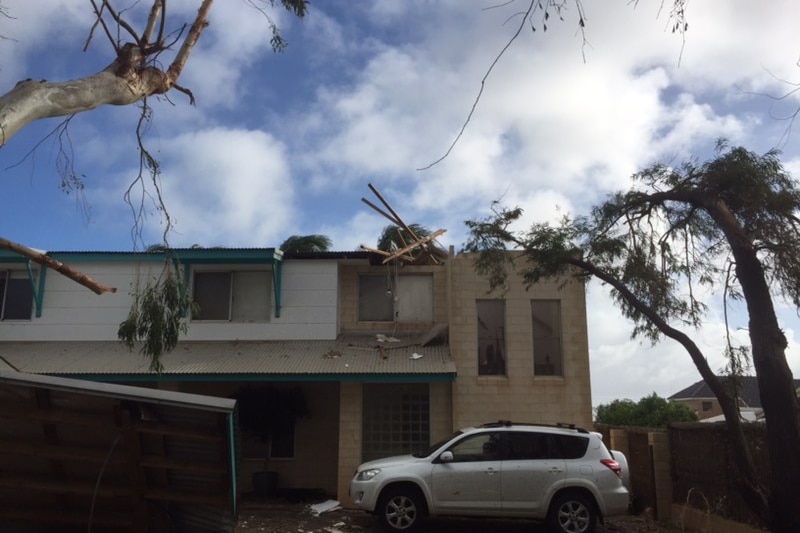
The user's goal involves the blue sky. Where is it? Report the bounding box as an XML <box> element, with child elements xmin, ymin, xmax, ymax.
<box><xmin>1</xmin><ymin>0</ymin><xmax>799</xmax><ymax>406</ymax></box>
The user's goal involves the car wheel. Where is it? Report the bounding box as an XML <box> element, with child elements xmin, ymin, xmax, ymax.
<box><xmin>377</xmin><ymin>487</ymin><xmax>423</xmax><ymax>533</ymax></box>
<box><xmin>548</xmin><ymin>492</ymin><xmax>597</xmax><ymax>533</ymax></box>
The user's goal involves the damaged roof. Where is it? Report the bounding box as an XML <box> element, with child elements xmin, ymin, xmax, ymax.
<box><xmin>0</xmin><ymin>334</ymin><xmax>456</xmax><ymax>382</ymax></box>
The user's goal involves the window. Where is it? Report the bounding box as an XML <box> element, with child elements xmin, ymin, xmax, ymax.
<box><xmin>506</xmin><ymin>431</ymin><xmax>552</xmax><ymax>460</ymax></box>
<box><xmin>447</xmin><ymin>431</ymin><xmax>503</xmax><ymax>462</ymax></box>
<box><xmin>702</xmin><ymin>401</ymin><xmax>713</xmax><ymax>412</ymax></box>
<box><xmin>477</xmin><ymin>300</ymin><xmax>506</xmax><ymax>375</ymax></box>
<box><xmin>532</xmin><ymin>300</ymin><xmax>563</xmax><ymax>376</ymax></box>
<box><xmin>358</xmin><ymin>274</ymin><xmax>433</xmax><ymax>323</ymax></box>
<box><xmin>193</xmin><ymin>271</ymin><xmax>270</xmax><ymax>322</ymax></box>
<box><xmin>362</xmin><ymin>383</ymin><xmax>430</xmax><ymax>462</ymax></box>
<box><xmin>269</xmin><ymin>425</ymin><xmax>296</xmax><ymax>459</ymax></box>
<box><xmin>240</xmin><ymin>421</ymin><xmax>297</xmax><ymax>460</ymax></box>
<box><xmin>358</xmin><ymin>275</ymin><xmax>394</xmax><ymax>321</ymax></box>
<box><xmin>0</xmin><ymin>271</ymin><xmax>33</xmax><ymax>320</ymax></box>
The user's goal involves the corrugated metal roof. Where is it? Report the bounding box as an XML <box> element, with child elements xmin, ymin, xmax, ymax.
<box><xmin>0</xmin><ymin>335</ymin><xmax>456</xmax><ymax>380</ymax></box>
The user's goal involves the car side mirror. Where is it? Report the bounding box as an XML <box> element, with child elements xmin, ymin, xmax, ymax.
<box><xmin>438</xmin><ymin>451</ymin><xmax>453</xmax><ymax>463</ymax></box>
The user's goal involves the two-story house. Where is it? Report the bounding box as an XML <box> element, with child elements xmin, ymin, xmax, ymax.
<box><xmin>0</xmin><ymin>245</ymin><xmax>593</xmax><ymax>505</ymax></box>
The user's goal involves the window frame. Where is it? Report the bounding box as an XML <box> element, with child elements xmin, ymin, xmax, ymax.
<box><xmin>477</xmin><ymin>299</ymin><xmax>506</xmax><ymax>376</ymax></box>
<box><xmin>192</xmin><ymin>269</ymin><xmax>272</xmax><ymax>323</ymax></box>
<box><xmin>531</xmin><ymin>299</ymin><xmax>564</xmax><ymax>377</ymax></box>
<box><xmin>361</xmin><ymin>383</ymin><xmax>431</xmax><ymax>462</ymax></box>
<box><xmin>0</xmin><ymin>270</ymin><xmax>34</xmax><ymax>321</ymax></box>
<box><xmin>357</xmin><ymin>273</ymin><xmax>434</xmax><ymax>323</ymax></box>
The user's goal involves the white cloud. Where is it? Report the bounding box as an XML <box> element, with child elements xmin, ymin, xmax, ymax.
<box><xmin>2</xmin><ymin>0</ymin><xmax>799</xmax><ymax>407</ymax></box>
<box><xmin>145</xmin><ymin>127</ymin><xmax>293</xmax><ymax>247</ymax></box>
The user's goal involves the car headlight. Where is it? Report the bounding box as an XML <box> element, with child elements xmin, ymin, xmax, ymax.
<box><xmin>356</xmin><ymin>468</ymin><xmax>381</xmax><ymax>481</ymax></box>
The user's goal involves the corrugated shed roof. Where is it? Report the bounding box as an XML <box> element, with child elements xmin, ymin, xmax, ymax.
<box><xmin>0</xmin><ymin>335</ymin><xmax>456</xmax><ymax>380</ymax></box>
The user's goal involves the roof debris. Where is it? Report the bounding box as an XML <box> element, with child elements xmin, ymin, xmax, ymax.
<box><xmin>360</xmin><ymin>183</ymin><xmax>447</xmax><ymax>265</ymax></box>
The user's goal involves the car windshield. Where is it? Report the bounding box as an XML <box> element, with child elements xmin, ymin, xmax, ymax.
<box><xmin>413</xmin><ymin>431</ymin><xmax>463</xmax><ymax>458</ymax></box>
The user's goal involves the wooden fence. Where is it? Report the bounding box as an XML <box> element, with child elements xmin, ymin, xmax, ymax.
<box><xmin>595</xmin><ymin>422</ymin><xmax>769</xmax><ymax>531</ymax></box>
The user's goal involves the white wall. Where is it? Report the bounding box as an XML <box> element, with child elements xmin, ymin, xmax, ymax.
<box><xmin>0</xmin><ymin>258</ymin><xmax>339</xmax><ymax>342</ymax></box>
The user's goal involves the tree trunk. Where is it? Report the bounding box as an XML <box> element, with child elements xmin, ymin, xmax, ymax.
<box><xmin>707</xmin><ymin>199</ymin><xmax>800</xmax><ymax>533</ymax></box>
<box><xmin>574</xmin><ymin>257</ymin><xmax>771</xmax><ymax>522</ymax></box>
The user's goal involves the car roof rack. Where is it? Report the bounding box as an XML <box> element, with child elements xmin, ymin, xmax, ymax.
<box><xmin>479</xmin><ymin>420</ymin><xmax>589</xmax><ymax>434</ymax></box>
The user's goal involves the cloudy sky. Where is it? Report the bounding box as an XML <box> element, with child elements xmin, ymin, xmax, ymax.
<box><xmin>1</xmin><ymin>0</ymin><xmax>799</xmax><ymax>406</ymax></box>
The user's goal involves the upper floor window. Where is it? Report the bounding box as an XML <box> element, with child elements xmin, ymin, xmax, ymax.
<box><xmin>358</xmin><ymin>274</ymin><xmax>433</xmax><ymax>323</ymax></box>
<box><xmin>532</xmin><ymin>299</ymin><xmax>563</xmax><ymax>376</ymax></box>
<box><xmin>192</xmin><ymin>271</ymin><xmax>270</xmax><ymax>322</ymax></box>
<box><xmin>477</xmin><ymin>299</ymin><xmax>506</xmax><ymax>376</ymax></box>
<box><xmin>0</xmin><ymin>271</ymin><xmax>33</xmax><ymax>321</ymax></box>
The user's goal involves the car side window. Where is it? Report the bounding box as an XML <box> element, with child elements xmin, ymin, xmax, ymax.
<box><xmin>506</xmin><ymin>431</ymin><xmax>553</xmax><ymax>460</ymax></box>
<box><xmin>448</xmin><ymin>432</ymin><xmax>502</xmax><ymax>462</ymax></box>
<box><xmin>551</xmin><ymin>434</ymin><xmax>590</xmax><ymax>459</ymax></box>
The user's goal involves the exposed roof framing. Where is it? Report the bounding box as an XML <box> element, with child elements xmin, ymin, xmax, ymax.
<box><xmin>360</xmin><ymin>183</ymin><xmax>448</xmax><ymax>265</ymax></box>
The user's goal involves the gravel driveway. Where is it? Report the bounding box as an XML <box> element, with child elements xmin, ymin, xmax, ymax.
<box><xmin>234</xmin><ymin>500</ymin><xmax>676</xmax><ymax>533</ymax></box>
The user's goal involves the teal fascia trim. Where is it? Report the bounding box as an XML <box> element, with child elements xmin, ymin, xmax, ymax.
<box><xmin>31</xmin><ymin>263</ymin><xmax>46</xmax><ymax>318</ymax></box>
<box><xmin>273</xmin><ymin>260</ymin><xmax>282</xmax><ymax>318</ymax></box>
<box><xmin>0</xmin><ymin>251</ymin><xmax>28</xmax><ymax>263</ymax></box>
<box><xmin>48</xmin><ymin>372</ymin><xmax>457</xmax><ymax>383</ymax></box>
<box><xmin>227</xmin><ymin>413</ymin><xmax>238</xmax><ymax>515</ymax></box>
<box><xmin>40</xmin><ymin>248</ymin><xmax>283</xmax><ymax>264</ymax></box>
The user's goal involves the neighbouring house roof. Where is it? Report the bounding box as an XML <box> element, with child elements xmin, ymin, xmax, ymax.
<box><xmin>669</xmin><ymin>376</ymin><xmax>800</xmax><ymax>408</ymax></box>
<box><xmin>0</xmin><ymin>334</ymin><xmax>456</xmax><ymax>382</ymax></box>
<box><xmin>0</xmin><ymin>370</ymin><xmax>237</xmax><ymax>532</ymax></box>
<box><xmin>701</xmin><ymin>407</ymin><xmax>763</xmax><ymax>423</ymax></box>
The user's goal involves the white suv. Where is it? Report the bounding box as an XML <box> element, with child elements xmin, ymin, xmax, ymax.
<box><xmin>350</xmin><ymin>421</ymin><xmax>630</xmax><ymax>533</ymax></box>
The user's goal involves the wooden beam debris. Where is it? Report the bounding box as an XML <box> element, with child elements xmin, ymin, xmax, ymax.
<box><xmin>360</xmin><ymin>183</ymin><xmax>447</xmax><ymax>265</ymax></box>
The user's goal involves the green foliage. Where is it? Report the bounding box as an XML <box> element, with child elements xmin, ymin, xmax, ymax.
<box><xmin>280</xmin><ymin>234</ymin><xmax>332</xmax><ymax>253</ymax></box>
<box><xmin>463</xmin><ymin>143</ymin><xmax>799</xmax><ymax>347</ymax></box>
<box><xmin>266</xmin><ymin>0</ymin><xmax>309</xmax><ymax>52</ymax></box>
<box><xmin>117</xmin><ymin>262</ymin><xmax>196</xmax><ymax>373</ymax></box>
<box><xmin>595</xmin><ymin>393</ymin><xmax>698</xmax><ymax>427</ymax></box>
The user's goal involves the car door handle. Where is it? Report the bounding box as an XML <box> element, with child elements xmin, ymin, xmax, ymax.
<box><xmin>548</xmin><ymin>467</ymin><xmax>564</xmax><ymax>473</ymax></box>
<box><xmin>485</xmin><ymin>468</ymin><xmax>498</xmax><ymax>475</ymax></box>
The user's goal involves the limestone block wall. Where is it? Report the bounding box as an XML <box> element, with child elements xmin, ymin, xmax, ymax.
<box><xmin>447</xmin><ymin>252</ymin><xmax>593</xmax><ymax>429</ymax></box>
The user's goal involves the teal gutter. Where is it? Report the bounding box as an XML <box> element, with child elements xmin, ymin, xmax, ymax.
<box><xmin>43</xmin><ymin>372</ymin><xmax>457</xmax><ymax>383</ymax></box>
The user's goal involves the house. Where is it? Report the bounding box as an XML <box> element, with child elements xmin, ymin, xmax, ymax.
<box><xmin>0</xmin><ymin>245</ymin><xmax>593</xmax><ymax>510</ymax></box>
<box><xmin>669</xmin><ymin>375</ymin><xmax>800</xmax><ymax>420</ymax></box>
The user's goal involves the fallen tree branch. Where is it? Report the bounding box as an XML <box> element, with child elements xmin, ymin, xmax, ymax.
<box><xmin>0</xmin><ymin>237</ymin><xmax>117</xmax><ymax>295</ymax></box>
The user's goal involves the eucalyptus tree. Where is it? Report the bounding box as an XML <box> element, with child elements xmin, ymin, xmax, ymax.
<box><xmin>464</xmin><ymin>143</ymin><xmax>800</xmax><ymax>532</ymax></box>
